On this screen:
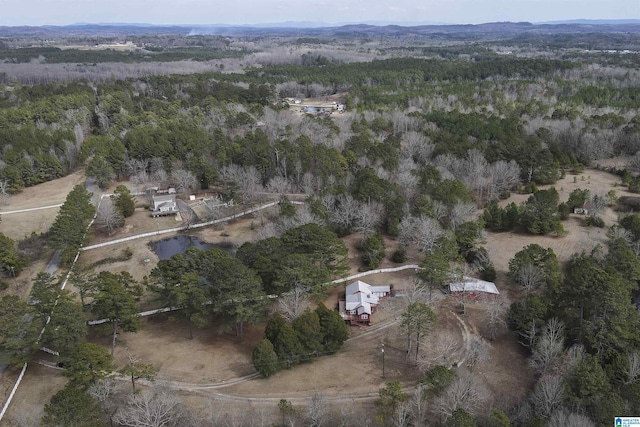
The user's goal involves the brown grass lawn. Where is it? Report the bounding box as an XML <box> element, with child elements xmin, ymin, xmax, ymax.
<box><xmin>0</xmin><ymin>169</ymin><xmax>86</xmax><ymax>241</ymax></box>
<box><xmin>486</xmin><ymin>168</ymin><xmax>625</xmax><ymax>273</ymax></box>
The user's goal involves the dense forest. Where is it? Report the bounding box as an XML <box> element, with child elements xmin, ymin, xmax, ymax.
<box><xmin>1</xmin><ymin>22</ymin><xmax>640</xmax><ymax>426</ymax></box>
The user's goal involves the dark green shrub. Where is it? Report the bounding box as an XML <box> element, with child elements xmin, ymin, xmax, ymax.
<box><xmin>391</xmin><ymin>245</ymin><xmax>407</xmax><ymax>263</ymax></box>
<box><xmin>585</xmin><ymin>215</ymin><xmax>605</xmax><ymax>228</ymax></box>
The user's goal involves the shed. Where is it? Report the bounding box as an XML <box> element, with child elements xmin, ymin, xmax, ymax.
<box><xmin>449</xmin><ymin>277</ymin><xmax>499</xmax><ymax>299</ymax></box>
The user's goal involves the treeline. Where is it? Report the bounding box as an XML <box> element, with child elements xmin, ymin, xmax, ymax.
<box><xmin>246</xmin><ymin>56</ymin><xmax>578</xmax><ymax>88</ymax></box>
<box><xmin>0</xmin><ymin>81</ymin><xmax>94</xmax><ymax>190</ymax></box>
<box><xmin>0</xmin><ymin>46</ymin><xmax>242</xmax><ymax>64</ymax></box>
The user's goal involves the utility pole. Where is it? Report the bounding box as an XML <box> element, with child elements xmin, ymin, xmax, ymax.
<box><xmin>381</xmin><ymin>343</ymin><xmax>385</xmax><ymax>378</ymax></box>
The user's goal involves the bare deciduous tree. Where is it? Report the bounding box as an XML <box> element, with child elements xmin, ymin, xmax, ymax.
<box><xmin>408</xmin><ymin>384</ymin><xmax>428</xmax><ymax>426</ymax></box>
<box><xmin>517</xmin><ymin>263</ymin><xmax>545</xmax><ymax>296</ymax></box>
<box><xmin>151</xmin><ymin>168</ymin><xmax>168</xmax><ymax>188</ymax></box>
<box><xmin>530</xmin><ymin>318</ymin><xmax>565</xmax><ymax>374</ymax></box>
<box><xmin>354</xmin><ymin>201</ymin><xmax>383</xmax><ymax>239</ymax></box>
<box><xmin>307</xmin><ymin>392</ymin><xmax>327</xmax><ymax>427</ymax></box>
<box><xmin>520</xmin><ymin>318</ymin><xmax>539</xmax><ymax>348</ymax></box>
<box><xmin>436</xmin><ymin>371</ymin><xmax>486</xmax><ymax>422</ymax></box>
<box><xmin>130</xmin><ymin>171</ymin><xmax>150</xmax><ymax>188</ymax></box>
<box><xmin>266</xmin><ymin>175</ymin><xmax>290</xmax><ymax>196</ymax></box>
<box><xmin>561</xmin><ymin>344</ymin><xmax>585</xmax><ymax>377</ymax></box>
<box><xmin>398</xmin><ymin>216</ymin><xmax>444</xmax><ymax>253</ymax></box>
<box><xmin>401</xmin><ymin>131</ymin><xmax>434</xmax><ymax>164</ymax></box>
<box><xmin>89</xmin><ymin>378</ymin><xmax>124</xmax><ymax>427</ymax></box>
<box><xmin>432</xmin><ymin>201</ymin><xmax>449</xmax><ymax>223</ymax></box>
<box><xmin>392</xmin><ymin>401</ymin><xmax>410</xmax><ymax>427</ymax></box>
<box><xmin>547</xmin><ymin>409</ymin><xmax>596</xmax><ymax>427</ymax></box>
<box><xmin>418</xmin><ymin>330</ymin><xmax>461</xmax><ymax>371</ymax></box>
<box><xmin>624</xmin><ymin>350</ymin><xmax>640</xmax><ymax>385</ymax></box>
<box><xmin>530</xmin><ymin>375</ymin><xmax>565</xmax><ymax>419</ymax></box>
<box><xmin>488</xmin><ymin>160</ymin><xmax>520</xmax><ymax>200</ymax></box>
<box><xmin>466</xmin><ymin>337</ymin><xmax>490</xmax><ymax>372</ymax></box>
<box><xmin>95</xmin><ymin>200</ymin><xmax>124</xmax><ymax>236</ymax></box>
<box><xmin>125</xmin><ymin>158</ymin><xmax>149</xmax><ymax>179</ymax></box>
<box><xmin>0</xmin><ymin>180</ymin><xmax>9</xmax><ymax>206</ymax></box>
<box><xmin>331</xmin><ymin>194</ymin><xmax>360</xmax><ymax>233</ymax></box>
<box><xmin>484</xmin><ymin>295</ymin><xmax>507</xmax><ymax>341</ymax></box>
<box><xmin>630</xmin><ymin>150</ymin><xmax>640</xmax><ymax>172</ymax></box>
<box><xmin>300</xmin><ymin>172</ymin><xmax>317</xmax><ymax>194</ymax></box>
<box><xmin>221</xmin><ymin>164</ymin><xmax>263</xmax><ymax>205</ymax></box>
<box><xmin>277</xmin><ymin>283</ymin><xmax>310</xmax><ymax>321</ymax></box>
<box><xmin>171</xmin><ymin>168</ymin><xmax>197</xmax><ymax>196</ymax></box>
<box><xmin>448</xmin><ymin>202</ymin><xmax>476</xmax><ymax>230</ymax></box>
<box><xmin>114</xmin><ymin>388</ymin><xmax>185</xmax><ymax>427</ymax></box>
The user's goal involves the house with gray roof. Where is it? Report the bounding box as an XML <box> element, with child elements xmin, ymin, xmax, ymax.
<box><xmin>339</xmin><ymin>280</ymin><xmax>390</xmax><ymax>325</ymax></box>
<box><xmin>150</xmin><ymin>194</ymin><xmax>178</xmax><ymax>217</ymax></box>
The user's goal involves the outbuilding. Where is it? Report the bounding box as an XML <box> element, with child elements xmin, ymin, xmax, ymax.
<box><xmin>449</xmin><ymin>277</ymin><xmax>499</xmax><ymax>300</ymax></box>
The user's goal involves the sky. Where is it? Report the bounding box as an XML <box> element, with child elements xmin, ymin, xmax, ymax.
<box><xmin>1</xmin><ymin>0</ymin><xmax>639</xmax><ymax>26</ymax></box>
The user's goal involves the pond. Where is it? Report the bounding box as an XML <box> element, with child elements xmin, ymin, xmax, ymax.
<box><xmin>153</xmin><ymin>235</ymin><xmax>235</xmax><ymax>260</ymax></box>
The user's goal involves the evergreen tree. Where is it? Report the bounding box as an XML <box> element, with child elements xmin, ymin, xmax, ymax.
<box><xmin>315</xmin><ymin>302</ymin><xmax>349</xmax><ymax>353</ymax></box>
<box><xmin>91</xmin><ymin>271</ymin><xmax>140</xmax><ymax>356</ymax></box>
<box><xmin>65</xmin><ymin>343</ymin><xmax>115</xmax><ymax>387</ymax></box>
<box><xmin>272</xmin><ymin>321</ymin><xmax>304</xmax><ymax>368</ymax></box>
<box><xmin>42</xmin><ymin>383</ymin><xmax>103</xmax><ymax>427</ymax></box>
<box><xmin>49</xmin><ymin>185</ymin><xmax>95</xmax><ymax>263</ymax></box>
<box><xmin>358</xmin><ymin>232</ymin><xmax>386</xmax><ymax>269</ymax></box>
<box><xmin>520</xmin><ymin>188</ymin><xmax>562</xmax><ymax>235</ymax></box>
<box><xmin>252</xmin><ymin>338</ymin><xmax>279</xmax><ymax>377</ymax></box>
<box><xmin>0</xmin><ymin>295</ymin><xmax>39</xmax><ymax>369</ymax></box>
<box><xmin>87</xmin><ymin>154</ymin><xmax>114</xmax><ymax>190</ymax></box>
<box><xmin>292</xmin><ymin>309</ymin><xmax>322</xmax><ymax>358</ymax></box>
<box><xmin>111</xmin><ymin>184</ymin><xmax>135</xmax><ymax>218</ymax></box>
<box><xmin>401</xmin><ymin>302</ymin><xmax>437</xmax><ymax>363</ymax></box>
<box><xmin>42</xmin><ymin>297</ymin><xmax>87</xmax><ymax>363</ymax></box>
<box><xmin>29</xmin><ymin>272</ymin><xmax>61</xmax><ymax>328</ymax></box>
<box><xmin>0</xmin><ymin>232</ymin><xmax>27</xmax><ymax>277</ymax></box>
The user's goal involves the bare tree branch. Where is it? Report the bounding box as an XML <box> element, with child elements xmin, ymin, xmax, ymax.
<box><xmin>114</xmin><ymin>388</ymin><xmax>185</xmax><ymax>427</ymax></box>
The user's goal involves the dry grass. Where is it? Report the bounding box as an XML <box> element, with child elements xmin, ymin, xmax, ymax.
<box><xmin>486</xmin><ymin>168</ymin><xmax>624</xmax><ymax>273</ymax></box>
<box><xmin>0</xmin><ymin>169</ymin><xmax>86</xmax><ymax>241</ymax></box>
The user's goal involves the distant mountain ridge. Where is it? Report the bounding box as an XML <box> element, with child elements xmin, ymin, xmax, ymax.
<box><xmin>536</xmin><ymin>19</ymin><xmax>640</xmax><ymax>25</ymax></box>
<box><xmin>1</xmin><ymin>20</ymin><xmax>640</xmax><ymax>38</ymax></box>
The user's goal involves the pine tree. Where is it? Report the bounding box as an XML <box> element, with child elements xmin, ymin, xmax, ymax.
<box><xmin>315</xmin><ymin>303</ymin><xmax>349</xmax><ymax>353</ymax></box>
<box><xmin>111</xmin><ymin>184</ymin><xmax>135</xmax><ymax>218</ymax></box>
<box><xmin>252</xmin><ymin>338</ymin><xmax>279</xmax><ymax>377</ymax></box>
<box><xmin>49</xmin><ymin>185</ymin><xmax>95</xmax><ymax>263</ymax></box>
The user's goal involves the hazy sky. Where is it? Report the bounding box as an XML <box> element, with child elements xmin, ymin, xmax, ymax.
<box><xmin>2</xmin><ymin>0</ymin><xmax>638</xmax><ymax>26</ymax></box>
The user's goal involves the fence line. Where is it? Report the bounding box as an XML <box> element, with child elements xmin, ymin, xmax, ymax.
<box><xmin>0</xmin><ymin>190</ymin><xmax>105</xmax><ymax>422</ymax></box>
<box><xmin>0</xmin><ymin>363</ymin><xmax>27</xmax><ymax>420</ymax></box>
